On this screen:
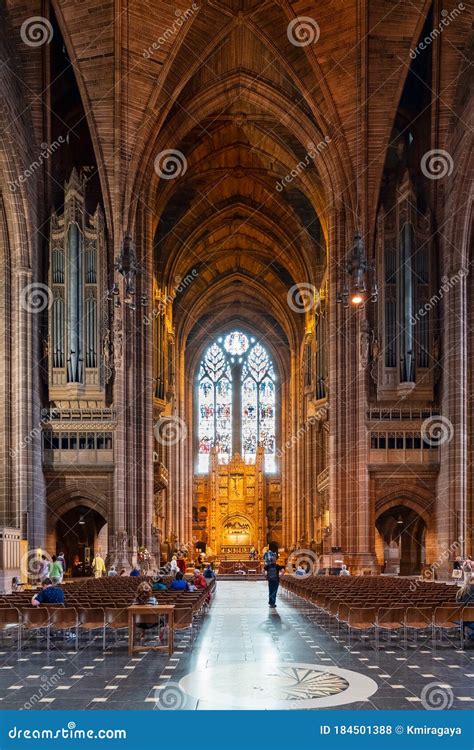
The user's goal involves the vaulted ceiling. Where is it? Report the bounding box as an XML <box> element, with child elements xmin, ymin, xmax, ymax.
<box><xmin>3</xmin><ymin>0</ymin><xmax>471</xmax><ymax>351</ymax></box>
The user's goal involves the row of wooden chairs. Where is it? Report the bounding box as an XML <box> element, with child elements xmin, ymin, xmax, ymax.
<box><xmin>280</xmin><ymin>576</ymin><xmax>472</xmax><ymax>648</ymax></box>
<box><xmin>336</xmin><ymin>604</ymin><xmax>474</xmax><ymax>650</ymax></box>
<box><xmin>0</xmin><ymin>580</ymin><xmax>216</xmax><ymax>652</ymax></box>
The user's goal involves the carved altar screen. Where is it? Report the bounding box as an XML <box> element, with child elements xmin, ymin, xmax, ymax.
<box><xmin>197</xmin><ymin>331</ymin><xmax>276</xmax><ymax>473</ymax></box>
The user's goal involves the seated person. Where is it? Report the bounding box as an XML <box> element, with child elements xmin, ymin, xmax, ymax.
<box><xmin>135</xmin><ymin>582</ymin><xmax>157</xmax><ymax>606</ymax></box>
<box><xmin>193</xmin><ymin>568</ymin><xmax>208</xmax><ymax>589</ymax></box>
<box><xmin>108</xmin><ymin>566</ymin><xmax>117</xmax><ymax>577</ymax></box>
<box><xmin>295</xmin><ymin>563</ymin><xmax>307</xmax><ymax>576</ymax></box>
<box><xmin>456</xmin><ymin>581</ymin><xmax>474</xmax><ymax>638</ymax></box>
<box><xmin>152</xmin><ymin>576</ymin><xmax>168</xmax><ymax>591</ymax></box>
<box><xmin>169</xmin><ymin>571</ymin><xmax>190</xmax><ymax>591</ymax></box>
<box><xmin>130</xmin><ymin>566</ymin><xmax>141</xmax><ymax>577</ymax></box>
<box><xmin>203</xmin><ymin>563</ymin><xmax>215</xmax><ymax>580</ymax></box>
<box><xmin>134</xmin><ymin>582</ymin><xmax>158</xmax><ymax>643</ymax></box>
<box><xmin>31</xmin><ymin>578</ymin><xmax>65</xmax><ymax>607</ymax></box>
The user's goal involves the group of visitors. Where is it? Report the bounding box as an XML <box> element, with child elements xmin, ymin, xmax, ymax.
<box><xmin>453</xmin><ymin>555</ymin><xmax>473</xmax><ymax>581</ymax></box>
<box><xmin>38</xmin><ymin>553</ymin><xmax>65</xmax><ymax>583</ymax></box>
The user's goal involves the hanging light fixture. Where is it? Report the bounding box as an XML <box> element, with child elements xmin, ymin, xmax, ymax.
<box><xmin>336</xmin><ymin>231</ymin><xmax>378</xmax><ymax>308</ymax></box>
<box><xmin>107</xmin><ymin>233</ymin><xmax>148</xmax><ymax>309</ymax></box>
<box><xmin>336</xmin><ymin>5</ymin><xmax>377</xmax><ymax>310</ymax></box>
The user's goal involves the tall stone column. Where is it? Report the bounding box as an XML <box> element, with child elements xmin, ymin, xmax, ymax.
<box><xmin>327</xmin><ymin>207</ymin><xmax>376</xmax><ymax>574</ymax></box>
<box><xmin>436</xmin><ymin>254</ymin><xmax>468</xmax><ymax>577</ymax></box>
<box><xmin>14</xmin><ymin>267</ymin><xmax>45</xmax><ymax>549</ymax></box>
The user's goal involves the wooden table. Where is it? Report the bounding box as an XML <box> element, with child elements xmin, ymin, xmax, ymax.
<box><xmin>127</xmin><ymin>604</ymin><xmax>175</xmax><ymax>655</ymax></box>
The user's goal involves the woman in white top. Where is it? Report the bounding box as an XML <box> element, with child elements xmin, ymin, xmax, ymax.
<box><xmin>170</xmin><ymin>555</ymin><xmax>178</xmax><ymax>574</ymax></box>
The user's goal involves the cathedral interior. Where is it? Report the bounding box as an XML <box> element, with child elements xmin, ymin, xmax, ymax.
<box><xmin>0</xmin><ymin>0</ymin><xmax>472</xmax><ymax>584</ymax></box>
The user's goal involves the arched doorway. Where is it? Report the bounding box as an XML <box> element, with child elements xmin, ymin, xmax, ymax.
<box><xmin>376</xmin><ymin>504</ymin><xmax>426</xmax><ymax>576</ymax></box>
<box><xmin>55</xmin><ymin>506</ymin><xmax>107</xmax><ymax>575</ymax></box>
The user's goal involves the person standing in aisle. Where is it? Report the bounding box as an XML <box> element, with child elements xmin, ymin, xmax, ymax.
<box><xmin>92</xmin><ymin>552</ymin><xmax>106</xmax><ymax>578</ymax></box>
<box><xmin>265</xmin><ymin>556</ymin><xmax>284</xmax><ymax>608</ymax></box>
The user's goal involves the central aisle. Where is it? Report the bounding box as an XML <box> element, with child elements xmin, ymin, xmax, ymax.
<box><xmin>157</xmin><ymin>580</ymin><xmax>378</xmax><ymax>710</ymax></box>
<box><xmin>155</xmin><ymin>581</ymin><xmax>473</xmax><ymax>711</ymax></box>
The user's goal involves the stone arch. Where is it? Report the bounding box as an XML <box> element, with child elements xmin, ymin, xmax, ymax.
<box><xmin>375</xmin><ymin>489</ymin><xmax>435</xmax><ymax>575</ymax></box>
<box><xmin>47</xmin><ymin>488</ymin><xmax>109</xmax><ymax>522</ymax></box>
<box><xmin>375</xmin><ymin>492</ymin><xmax>432</xmax><ymax>529</ymax></box>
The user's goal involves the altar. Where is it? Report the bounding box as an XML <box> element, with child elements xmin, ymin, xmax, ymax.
<box><xmin>194</xmin><ymin>448</ymin><xmax>266</xmax><ymax>560</ymax></box>
<box><xmin>218</xmin><ymin>560</ymin><xmax>264</xmax><ymax>574</ymax></box>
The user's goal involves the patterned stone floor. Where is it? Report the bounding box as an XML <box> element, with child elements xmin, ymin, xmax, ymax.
<box><xmin>0</xmin><ymin>581</ymin><xmax>472</xmax><ymax>710</ymax></box>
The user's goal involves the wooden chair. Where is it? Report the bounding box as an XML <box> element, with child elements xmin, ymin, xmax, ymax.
<box><xmin>103</xmin><ymin>607</ymin><xmax>129</xmax><ymax>651</ymax></box>
<box><xmin>347</xmin><ymin>607</ymin><xmax>376</xmax><ymax>648</ymax></box>
<box><xmin>460</xmin><ymin>606</ymin><xmax>474</xmax><ymax>648</ymax></box>
<box><xmin>0</xmin><ymin>608</ymin><xmax>21</xmax><ymax>649</ymax></box>
<box><xmin>173</xmin><ymin>606</ymin><xmax>195</xmax><ymax>645</ymax></box>
<box><xmin>21</xmin><ymin>608</ymin><xmax>50</xmax><ymax>650</ymax></box>
<box><xmin>78</xmin><ymin>607</ymin><xmax>105</xmax><ymax>645</ymax></box>
<box><xmin>49</xmin><ymin>607</ymin><xmax>79</xmax><ymax>651</ymax></box>
<box><xmin>404</xmin><ymin>606</ymin><xmax>433</xmax><ymax>648</ymax></box>
<box><xmin>376</xmin><ymin>607</ymin><xmax>405</xmax><ymax>649</ymax></box>
<box><xmin>433</xmin><ymin>605</ymin><xmax>464</xmax><ymax>648</ymax></box>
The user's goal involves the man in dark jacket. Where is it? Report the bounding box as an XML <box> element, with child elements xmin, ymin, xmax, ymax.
<box><xmin>265</xmin><ymin>559</ymin><xmax>284</xmax><ymax>608</ymax></box>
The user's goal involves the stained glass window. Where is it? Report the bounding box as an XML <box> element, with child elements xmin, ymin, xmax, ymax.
<box><xmin>197</xmin><ymin>332</ymin><xmax>276</xmax><ymax>473</ymax></box>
